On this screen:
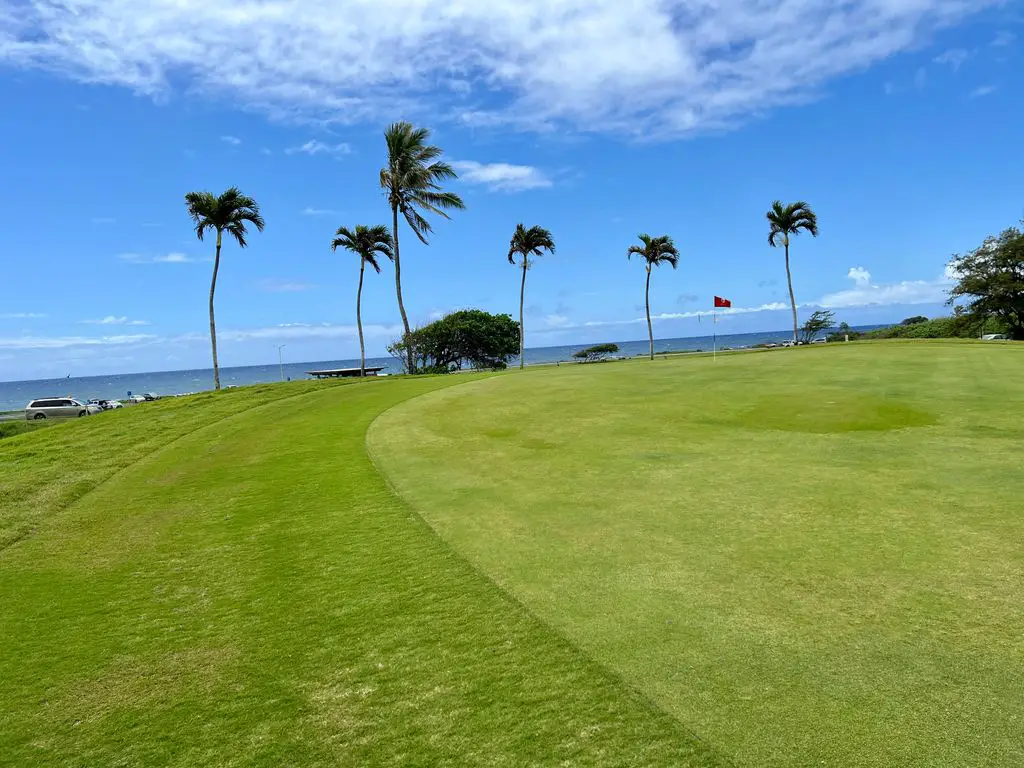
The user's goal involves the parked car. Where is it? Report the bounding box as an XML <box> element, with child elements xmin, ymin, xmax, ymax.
<box><xmin>90</xmin><ymin>399</ymin><xmax>124</xmax><ymax>410</ymax></box>
<box><xmin>25</xmin><ymin>398</ymin><xmax>101</xmax><ymax>420</ymax></box>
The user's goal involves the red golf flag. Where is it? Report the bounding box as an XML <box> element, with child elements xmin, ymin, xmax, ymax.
<box><xmin>714</xmin><ymin>296</ymin><xmax>732</xmax><ymax>308</ymax></box>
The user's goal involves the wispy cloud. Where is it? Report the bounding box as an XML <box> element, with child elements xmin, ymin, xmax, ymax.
<box><xmin>990</xmin><ymin>31</ymin><xmax>1015</xmax><ymax>47</ymax></box>
<box><xmin>80</xmin><ymin>316</ymin><xmax>150</xmax><ymax>326</ymax></box>
<box><xmin>1</xmin><ymin>312</ymin><xmax>47</xmax><ymax>319</ymax></box>
<box><xmin>220</xmin><ymin>134</ymin><xmax>242</xmax><ymax>145</ymax></box>
<box><xmin>259</xmin><ymin>278</ymin><xmax>316</xmax><ymax>292</ymax></box>
<box><xmin>816</xmin><ymin>266</ymin><xmax>952</xmax><ymax>308</ymax></box>
<box><xmin>969</xmin><ymin>85</ymin><xmax>996</xmax><ymax>98</ymax></box>
<box><xmin>933</xmin><ymin>48</ymin><xmax>969</xmax><ymax>72</ymax></box>
<box><xmin>90</xmin><ymin>216</ymin><xmax>116</xmax><ymax>225</ymax></box>
<box><xmin>0</xmin><ymin>334</ymin><xmax>156</xmax><ymax>350</ymax></box>
<box><xmin>573</xmin><ymin>303</ymin><xmax>790</xmax><ymax>330</ymax></box>
<box><xmin>300</xmin><ymin>207</ymin><xmax>338</xmax><ymax>217</ymax></box>
<box><xmin>286</xmin><ymin>139</ymin><xmax>352</xmax><ymax>157</ymax></box>
<box><xmin>452</xmin><ymin>161</ymin><xmax>552</xmax><ymax>192</ymax></box>
<box><xmin>0</xmin><ymin>0</ymin><xmax>997</xmax><ymax>138</ymax></box>
<box><xmin>119</xmin><ymin>252</ymin><xmax>208</xmax><ymax>264</ymax></box>
<box><xmin>209</xmin><ymin>322</ymin><xmax>401</xmax><ymax>343</ymax></box>
<box><xmin>913</xmin><ymin>67</ymin><xmax>928</xmax><ymax>89</ymax></box>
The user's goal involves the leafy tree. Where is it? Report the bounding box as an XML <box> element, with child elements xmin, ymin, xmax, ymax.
<box><xmin>627</xmin><ymin>234</ymin><xmax>680</xmax><ymax>360</ymax></box>
<box><xmin>331</xmin><ymin>225</ymin><xmax>394</xmax><ymax>377</ymax></box>
<box><xmin>508</xmin><ymin>224</ymin><xmax>556</xmax><ymax>370</ymax></box>
<box><xmin>901</xmin><ymin>315</ymin><xmax>929</xmax><ymax>326</ymax></box>
<box><xmin>184</xmin><ymin>187</ymin><xmax>265</xmax><ymax>390</ymax></box>
<box><xmin>388</xmin><ymin>310</ymin><xmax>519</xmax><ymax>373</ymax></box>
<box><xmin>799</xmin><ymin>310</ymin><xmax>835</xmax><ymax>343</ymax></box>
<box><xmin>948</xmin><ymin>223</ymin><xmax>1024</xmax><ymax>339</ymax></box>
<box><xmin>865</xmin><ymin>314</ymin><xmax>1006</xmax><ymax>340</ymax></box>
<box><xmin>573</xmin><ymin>343</ymin><xmax>619</xmax><ymax>362</ymax></box>
<box><xmin>826</xmin><ymin>321</ymin><xmax>860</xmax><ymax>343</ymax></box>
<box><xmin>380</xmin><ymin>122</ymin><xmax>465</xmax><ymax>374</ymax></box>
<box><xmin>767</xmin><ymin>200</ymin><xmax>819</xmax><ymax>344</ymax></box>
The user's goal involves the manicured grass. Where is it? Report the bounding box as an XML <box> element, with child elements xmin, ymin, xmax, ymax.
<box><xmin>0</xmin><ymin>420</ymin><xmax>49</xmax><ymax>441</ymax></box>
<box><xmin>0</xmin><ymin>376</ymin><xmax>722</xmax><ymax>766</ymax></box>
<box><xmin>370</xmin><ymin>342</ymin><xmax>1024</xmax><ymax>767</ymax></box>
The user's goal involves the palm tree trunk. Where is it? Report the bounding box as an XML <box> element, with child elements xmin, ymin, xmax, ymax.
<box><xmin>645</xmin><ymin>266</ymin><xmax>654</xmax><ymax>361</ymax></box>
<box><xmin>391</xmin><ymin>203</ymin><xmax>414</xmax><ymax>374</ymax></box>
<box><xmin>209</xmin><ymin>230</ymin><xmax>223</xmax><ymax>390</ymax></box>
<box><xmin>519</xmin><ymin>257</ymin><xmax>528</xmax><ymax>370</ymax></box>
<box><xmin>784</xmin><ymin>240</ymin><xmax>798</xmax><ymax>343</ymax></box>
<box><xmin>357</xmin><ymin>259</ymin><xmax>366</xmax><ymax>377</ymax></box>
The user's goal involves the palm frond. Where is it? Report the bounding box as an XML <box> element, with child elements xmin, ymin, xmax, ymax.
<box><xmin>402</xmin><ymin>206</ymin><xmax>434</xmax><ymax>245</ymax></box>
<box><xmin>766</xmin><ymin>199</ymin><xmax>818</xmax><ymax>244</ymax></box>
<box><xmin>381</xmin><ymin>122</ymin><xmax>462</xmax><ymax>246</ymax></box>
<box><xmin>509</xmin><ymin>223</ymin><xmax>556</xmax><ymax>264</ymax></box>
<box><xmin>628</xmin><ymin>233</ymin><xmax>679</xmax><ymax>267</ymax></box>
<box><xmin>227</xmin><ymin>222</ymin><xmax>249</xmax><ymax>249</ymax></box>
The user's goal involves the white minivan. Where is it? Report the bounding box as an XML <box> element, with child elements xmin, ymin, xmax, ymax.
<box><xmin>25</xmin><ymin>398</ymin><xmax>101</xmax><ymax>420</ymax></box>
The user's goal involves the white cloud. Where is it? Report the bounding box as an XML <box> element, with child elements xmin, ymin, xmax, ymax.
<box><xmin>286</xmin><ymin>140</ymin><xmax>352</xmax><ymax>157</ymax></box>
<box><xmin>816</xmin><ymin>266</ymin><xmax>953</xmax><ymax>308</ymax></box>
<box><xmin>577</xmin><ymin>302</ymin><xmax>790</xmax><ymax>329</ymax></box>
<box><xmin>119</xmin><ymin>252</ymin><xmax>207</xmax><ymax>264</ymax></box>
<box><xmin>1</xmin><ymin>312</ymin><xmax>47</xmax><ymax>319</ymax></box>
<box><xmin>847</xmin><ymin>267</ymin><xmax>872</xmax><ymax>287</ymax></box>
<box><xmin>990</xmin><ymin>31</ymin><xmax>1015</xmax><ymax>47</ymax></box>
<box><xmin>81</xmin><ymin>316</ymin><xmax>151</xmax><ymax>326</ymax></box>
<box><xmin>259</xmin><ymin>279</ymin><xmax>316</xmax><ymax>292</ymax></box>
<box><xmin>0</xmin><ymin>334</ymin><xmax>157</xmax><ymax>350</ymax></box>
<box><xmin>970</xmin><ymin>85</ymin><xmax>996</xmax><ymax>98</ymax></box>
<box><xmin>452</xmin><ymin>161</ymin><xmax>552</xmax><ymax>192</ymax></box>
<box><xmin>0</xmin><ymin>0</ymin><xmax>997</xmax><ymax>138</ymax></box>
<box><xmin>214</xmin><ymin>322</ymin><xmax>401</xmax><ymax>343</ymax></box>
<box><xmin>300</xmin><ymin>207</ymin><xmax>338</xmax><ymax>216</ymax></box>
<box><xmin>220</xmin><ymin>134</ymin><xmax>242</xmax><ymax>145</ymax></box>
<box><xmin>544</xmin><ymin>314</ymin><xmax>570</xmax><ymax>328</ymax></box>
<box><xmin>933</xmin><ymin>48</ymin><xmax>969</xmax><ymax>71</ymax></box>
<box><xmin>913</xmin><ymin>67</ymin><xmax>928</xmax><ymax>89</ymax></box>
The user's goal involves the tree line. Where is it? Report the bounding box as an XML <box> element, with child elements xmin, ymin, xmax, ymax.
<box><xmin>184</xmin><ymin>119</ymin><xmax>1022</xmax><ymax>387</ymax></box>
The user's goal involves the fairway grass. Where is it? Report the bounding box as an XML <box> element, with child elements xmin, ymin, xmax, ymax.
<box><xmin>0</xmin><ymin>377</ymin><xmax>722</xmax><ymax>766</ymax></box>
<box><xmin>370</xmin><ymin>343</ymin><xmax>1024</xmax><ymax>767</ymax></box>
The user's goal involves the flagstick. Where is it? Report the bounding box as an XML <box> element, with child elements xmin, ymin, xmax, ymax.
<box><xmin>713</xmin><ymin>311</ymin><xmax>717</xmax><ymax>361</ymax></box>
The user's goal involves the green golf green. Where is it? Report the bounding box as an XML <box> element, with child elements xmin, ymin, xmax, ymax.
<box><xmin>0</xmin><ymin>377</ymin><xmax>721</xmax><ymax>767</ymax></box>
<box><xmin>369</xmin><ymin>342</ymin><xmax>1024</xmax><ymax>767</ymax></box>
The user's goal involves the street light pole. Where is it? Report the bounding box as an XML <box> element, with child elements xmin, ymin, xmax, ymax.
<box><xmin>277</xmin><ymin>344</ymin><xmax>286</xmax><ymax>382</ymax></box>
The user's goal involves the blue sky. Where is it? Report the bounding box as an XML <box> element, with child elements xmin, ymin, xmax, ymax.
<box><xmin>0</xmin><ymin>0</ymin><xmax>1021</xmax><ymax>381</ymax></box>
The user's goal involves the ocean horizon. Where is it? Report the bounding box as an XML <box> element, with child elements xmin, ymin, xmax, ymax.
<box><xmin>0</xmin><ymin>325</ymin><xmax>883</xmax><ymax>411</ymax></box>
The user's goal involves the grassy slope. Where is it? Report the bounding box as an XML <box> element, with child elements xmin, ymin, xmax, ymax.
<box><xmin>0</xmin><ymin>377</ymin><xmax>722</xmax><ymax>767</ymax></box>
<box><xmin>369</xmin><ymin>343</ymin><xmax>1024</xmax><ymax>767</ymax></box>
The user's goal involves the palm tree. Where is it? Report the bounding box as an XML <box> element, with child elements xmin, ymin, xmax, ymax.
<box><xmin>507</xmin><ymin>224</ymin><xmax>556</xmax><ymax>369</ymax></box>
<box><xmin>331</xmin><ymin>225</ymin><xmax>394</xmax><ymax>377</ymax></box>
<box><xmin>184</xmin><ymin>187</ymin><xmax>265</xmax><ymax>390</ymax></box>
<box><xmin>627</xmin><ymin>234</ymin><xmax>680</xmax><ymax>360</ymax></box>
<box><xmin>767</xmin><ymin>200</ymin><xmax>819</xmax><ymax>344</ymax></box>
<box><xmin>379</xmin><ymin>121</ymin><xmax>465</xmax><ymax>373</ymax></box>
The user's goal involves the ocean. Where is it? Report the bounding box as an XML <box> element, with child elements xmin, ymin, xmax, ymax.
<box><xmin>0</xmin><ymin>327</ymin><xmax>881</xmax><ymax>412</ymax></box>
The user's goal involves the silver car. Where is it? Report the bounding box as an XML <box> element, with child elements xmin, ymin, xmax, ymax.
<box><xmin>25</xmin><ymin>398</ymin><xmax>101</xmax><ymax>420</ymax></box>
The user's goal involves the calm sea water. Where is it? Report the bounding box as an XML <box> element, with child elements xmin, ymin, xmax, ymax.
<box><xmin>0</xmin><ymin>327</ymin><xmax>882</xmax><ymax>412</ymax></box>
